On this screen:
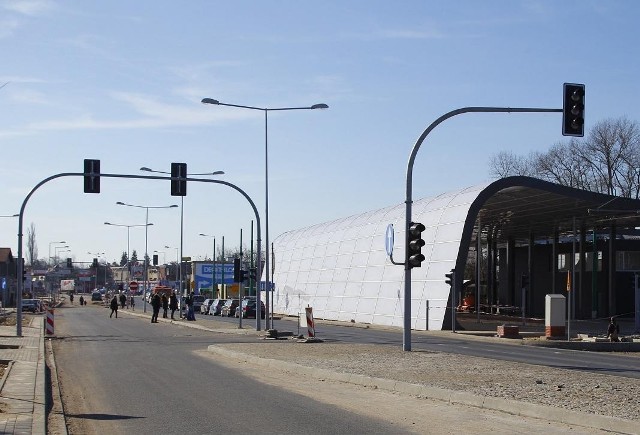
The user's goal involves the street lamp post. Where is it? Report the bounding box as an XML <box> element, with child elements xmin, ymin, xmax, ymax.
<box><xmin>165</xmin><ymin>245</ymin><xmax>179</xmax><ymax>289</ymax></box>
<box><xmin>199</xmin><ymin>233</ymin><xmax>216</xmax><ymax>299</ymax></box>
<box><xmin>104</xmin><ymin>222</ymin><xmax>153</xmax><ymax>300</ymax></box>
<box><xmin>49</xmin><ymin>241</ymin><xmax>66</xmax><ymax>266</ymax></box>
<box><xmin>140</xmin><ymin>167</ymin><xmax>224</xmax><ymax>298</ymax></box>
<box><xmin>201</xmin><ymin>97</ymin><xmax>328</xmax><ymax>328</ymax></box>
<box><xmin>54</xmin><ymin>245</ymin><xmax>70</xmax><ymax>265</ymax></box>
<box><xmin>88</xmin><ymin>251</ymin><xmax>105</xmax><ymax>290</ymax></box>
<box><xmin>116</xmin><ymin>201</ymin><xmax>178</xmax><ymax>312</ymax></box>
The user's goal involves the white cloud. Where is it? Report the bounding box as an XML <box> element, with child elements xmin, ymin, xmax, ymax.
<box><xmin>3</xmin><ymin>0</ymin><xmax>54</xmax><ymax>16</ymax></box>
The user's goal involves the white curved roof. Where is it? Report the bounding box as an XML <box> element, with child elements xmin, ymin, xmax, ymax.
<box><xmin>271</xmin><ymin>182</ymin><xmax>489</xmax><ymax>330</ymax></box>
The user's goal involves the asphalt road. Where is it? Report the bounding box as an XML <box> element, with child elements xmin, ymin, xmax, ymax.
<box><xmin>51</xmin><ymin>306</ymin><xmax>412</xmax><ymax>434</ymax></box>
<box><xmin>202</xmin><ymin>312</ymin><xmax>640</xmax><ymax>379</ymax></box>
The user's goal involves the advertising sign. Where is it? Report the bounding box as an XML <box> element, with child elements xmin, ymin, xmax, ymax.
<box><xmin>60</xmin><ymin>279</ymin><xmax>75</xmax><ymax>291</ymax></box>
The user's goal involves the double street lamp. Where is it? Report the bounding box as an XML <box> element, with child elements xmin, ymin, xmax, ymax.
<box><xmin>88</xmin><ymin>251</ymin><xmax>105</xmax><ymax>290</ymax></box>
<box><xmin>54</xmin><ymin>245</ymin><xmax>70</xmax><ymax>265</ymax></box>
<box><xmin>49</xmin><ymin>241</ymin><xmax>66</xmax><ymax>266</ymax></box>
<box><xmin>139</xmin><ymin>167</ymin><xmax>224</xmax><ymax>297</ymax></box>
<box><xmin>116</xmin><ymin>201</ymin><xmax>178</xmax><ymax>312</ymax></box>
<box><xmin>201</xmin><ymin>97</ymin><xmax>328</xmax><ymax>328</ymax></box>
<box><xmin>104</xmin><ymin>222</ymin><xmax>153</xmax><ymax>296</ymax></box>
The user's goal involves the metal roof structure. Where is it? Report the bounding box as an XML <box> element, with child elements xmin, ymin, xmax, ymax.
<box><xmin>271</xmin><ymin>177</ymin><xmax>640</xmax><ymax>331</ymax></box>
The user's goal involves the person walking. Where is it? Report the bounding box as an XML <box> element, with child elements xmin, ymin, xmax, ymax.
<box><xmin>109</xmin><ymin>295</ymin><xmax>118</xmax><ymax>318</ymax></box>
<box><xmin>161</xmin><ymin>293</ymin><xmax>169</xmax><ymax>318</ymax></box>
<box><xmin>187</xmin><ymin>291</ymin><xmax>196</xmax><ymax>321</ymax></box>
<box><xmin>119</xmin><ymin>292</ymin><xmax>127</xmax><ymax>309</ymax></box>
<box><xmin>130</xmin><ymin>295</ymin><xmax>135</xmax><ymax>311</ymax></box>
<box><xmin>79</xmin><ymin>295</ymin><xmax>84</xmax><ymax>306</ymax></box>
<box><xmin>151</xmin><ymin>292</ymin><xmax>161</xmax><ymax>323</ymax></box>
<box><xmin>169</xmin><ymin>292</ymin><xmax>178</xmax><ymax>320</ymax></box>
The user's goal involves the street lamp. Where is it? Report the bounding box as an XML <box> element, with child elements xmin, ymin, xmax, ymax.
<box><xmin>104</xmin><ymin>222</ymin><xmax>153</xmax><ymax>297</ymax></box>
<box><xmin>88</xmin><ymin>251</ymin><xmax>105</xmax><ymax>290</ymax></box>
<box><xmin>49</xmin><ymin>241</ymin><xmax>66</xmax><ymax>266</ymax></box>
<box><xmin>140</xmin><ymin>167</ymin><xmax>224</xmax><ymax>298</ymax></box>
<box><xmin>116</xmin><ymin>201</ymin><xmax>178</xmax><ymax>312</ymax></box>
<box><xmin>165</xmin><ymin>245</ymin><xmax>179</xmax><ymax>289</ymax></box>
<box><xmin>201</xmin><ymin>97</ymin><xmax>328</xmax><ymax>328</ymax></box>
<box><xmin>199</xmin><ymin>233</ymin><xmax>216</xmax><ymax>299</ymax></box>
<box><xmin>54</xmin><ymin>245</ymin><xmax>70</xmax><ymax>265</ymax></box>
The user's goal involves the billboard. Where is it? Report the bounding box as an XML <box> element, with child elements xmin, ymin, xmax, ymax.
<box><xmin>194</xmin><ymin>263</ymin><xmax>235</xmax><ymax>291</ymax></box>
<box><xmin>60</xmin><ymin>279</ymin><xmax>75</xmax><ymax>291</ymax></box>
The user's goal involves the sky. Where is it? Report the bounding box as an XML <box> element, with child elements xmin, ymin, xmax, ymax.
<box><xmin>2</xmin><ymin>0</ymin><xmax>640</xmax><ymax>267</ymax></box>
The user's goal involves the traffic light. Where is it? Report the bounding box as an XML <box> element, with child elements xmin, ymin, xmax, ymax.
<box><xmin>562</xmin><ymin>83</ymin><xmax>585</xmax><ymax>137</ymax></box>
<box><xmin>249</xmin><ymin>267</ymin><xmax>257</xmax><ymax>282</ymax></box>
<box><xmin>521</xmin><ymin>274</ymin><xmax>529</xmax><ymax>289</ymax></box>
<box><xmin>445</xmin><ymin>269</ymin><xmax>455</xmax><ymax>287</ymax></box>
<box><xmin>239</xmin><ymin>270</ymin><xmax>247</xmax><ymax>282</ymax></box>
<box><xmin>21</xmin><ymin>258</ymin><xmax>26</xmax><ymax>282</ymax></box>
<box><xmin>171</xmin><ymin>162</ymin><xmax>187</xmax><ymax>196</ymax></box>
<box><xmin>83</xmin><ymin>159</ymin><xmax>101</xmax><ymax>193</ymax></box>
<box><xmin>92</xmin><ymin>258</ymin><xmax>98</xmax><ymax>268</ymax></box>
<box><xmin>407</xmin><ymin>222</ymin><xmax>426</xmax><ymax>268</ymax></box>
<box><xmin>66</xmin><ymin>258</ymin><xmax>72</xmax><ymax>268</ymax></box>
<box><xmin>153</xmin><ymin>254</ymin><xmax>158</xmax><ymax>266</ymax></box>
<box><xmin>233</xmin><ymin>258</ymin><xmax>241</xmax><ymax>282</ymax></box>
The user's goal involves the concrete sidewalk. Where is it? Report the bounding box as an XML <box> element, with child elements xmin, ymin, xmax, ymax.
<box><xmin>0</xmin><ymin>314</ymin><xmax>46</xmax><ymax>435</ymax></box>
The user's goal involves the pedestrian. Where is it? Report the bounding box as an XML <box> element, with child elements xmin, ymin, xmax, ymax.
<box><xmin>119</xmin><ymin>292</ymin><xmax>126</xmax><ymax>309</ymax></box>
<box><xmin>130</xmin><ymin>295</ymin><xmax>135</xmax><ymax>311</ymax></box>
<box><xmin>169</xmin><ymin>292</ymin><xmax>178</xmax><ymax>320</ymax></box>
<box><xmin>606</xmin><ymin>317</ymin><xmax>620</xmax><ymax>342</ymax></box>
<box><xmin>109</xmin><ymin>295</ymin><xmax>118</xmax><ymax>318</ymax></box>
<box><xmin>69</xmin><ymin>293</ymin><xmax>74</xmax><ymax>304</ymax></box>
<box><xmin>161</xmin><ymin>293</ymin><xmax>169</xmax><ymax>318</ymax></box>
<box><xmin>187</xmin><ymin>291</ymin><xmax>196</xmax><ymax>321</ymax></box>
<box><xmin>151</xmin><ymin>292</ymin><xmax>161</xmax><ymax>323</ymax></box>
<box><xmin>79</xmin><ymin>295</ymin><xmax>84</xmax><ymax>306</ymax></box>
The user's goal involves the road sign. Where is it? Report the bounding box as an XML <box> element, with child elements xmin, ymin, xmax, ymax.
<box><xmin>129</xmin><ymin>281</ymin><xmax>139</xmax><ymax>292</ymax></box>
<box><xmin>385</xmin><ymin>224</ymin><xmax>394</xmax><ymax>257</ymax></box>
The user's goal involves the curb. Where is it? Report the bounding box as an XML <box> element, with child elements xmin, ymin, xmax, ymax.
<box><xmin>207</xmin><ymin>345</ymin><xmax>640</xmax><ymax>435</ymax></box>
<box><xmin>33</xmin><ymin>316</ymin><xmax>46</xmax><ymax>435</ymax></box>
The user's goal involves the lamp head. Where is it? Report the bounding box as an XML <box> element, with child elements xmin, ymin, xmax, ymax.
<box><xmin>140</xmin><ymin>167</ymin><xmax>152</xmax><ymax>172</ymax></box>
<box><xmin>104</xmin><ymin>222</ymin><xmax>111</xmax><ymax>225</ymax></box>
<box><xmin>116</xmin><ymin>201</ymin><xmax>125</xmax><ymax>205</ymax></box>
<box><xmin>201</xmin><ymin>98</ymin><xmax>220</xmax><ymax>105</ymax></box>
<box><xmin>311</xmin><ymin>103</ymin><xmax>329</xmax><ymax>110</ymax></box>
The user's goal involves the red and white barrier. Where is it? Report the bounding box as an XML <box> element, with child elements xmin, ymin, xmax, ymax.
<box><xmin>45</xmin><ymin>308</ymin><xmax>54</xmax><ymax>335</ymax></box>
<box><xmin>305</xmin><ymin>306</ymin><xmax>315</xmax><ymax>338</ymax></box>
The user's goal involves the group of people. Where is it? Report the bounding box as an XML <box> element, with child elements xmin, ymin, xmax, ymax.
<box><xmin>109</xmin><ymin>292</ymin><xmax>135</xmax><ymax>318</ymax></box>
<box><xmin>150</xmin><ymin>291</ymin><xmax>180</xmax><ymax>322</ymax></box>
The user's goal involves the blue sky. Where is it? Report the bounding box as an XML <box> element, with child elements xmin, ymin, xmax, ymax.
<box><xmin>2</xmin><ymin>0</ymin><xmax>640</xmax><ymax>266</ymax></box>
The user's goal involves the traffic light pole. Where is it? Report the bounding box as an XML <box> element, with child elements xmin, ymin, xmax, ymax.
<box><xmin>14</xmin><ymin>170</ymin><xmax>263</xmax><ymax>336</ymax></box>
<box><xmin>403</xmin><ymin>106</ymin><xmax>562</xmax><ymax>351</ymax></box>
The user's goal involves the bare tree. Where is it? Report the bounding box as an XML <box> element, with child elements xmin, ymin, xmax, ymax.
<box><xmin>26</xmin><ymin>223</ymin><xmax>38</xmax><ymax>266</ymax></box>
<box><xmin>489</xmin><ymin>151</ymin><xmax>536</xmax><ymax>178</ymax></box>
<box><xmin>489</xmin><ymin>117</ymin><xmax>640</xmax><ymax>198</ymax></box>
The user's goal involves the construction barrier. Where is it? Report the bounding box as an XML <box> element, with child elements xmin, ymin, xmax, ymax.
<box><xmin>46</xmin><ymin>308</ymin><xmax>54</xmax><ymax>335</ymax></box>
<box><xmin>305</xmin><ymin>306</ymin><xmax>315</xmax><ymax>338</ymax></box>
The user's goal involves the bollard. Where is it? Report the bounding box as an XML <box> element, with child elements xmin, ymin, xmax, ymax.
<box><xmin>45</xmin><ymin>308</ymin><xmax>54</xmax><ymax>335</ymax></box>
<box><xmin>305</xmin><ymin>306</ymin><xmax>315</xmax><ymax>338</ymax></box>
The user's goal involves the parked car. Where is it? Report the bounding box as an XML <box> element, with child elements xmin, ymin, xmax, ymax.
<box><xmin>207</xmin><ymin>298</ymin><xmax>225</xmax><ymax>316</ymax></box>
<box><xmin>200</xmin><ymin>298</ymin><xmax>215</xmax><ymax>315</ymax></box>
<box><xmin>235</xmin><ymin>299</ymin><xmax>265</xmax><ymax>319</ymax></box>
<box><xmin>91</xmin><ymin>291</ymin><xmax>102</xmax><ymax>302</ymax></box>
<box><xmin>221</xmin><ymin>299</ymin><xmax>240</xmax><ymax>317</ymax></box>
<box><xmin>21</xmin><ymin>299</ymin><xmax>40</xmax><ymax>313</ymax></box>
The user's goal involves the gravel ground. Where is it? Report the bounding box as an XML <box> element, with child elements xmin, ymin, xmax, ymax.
<box><xmin>216</xmin><ymin>340</ymin><xmax>640</xmax><ymax>423</ymax></box>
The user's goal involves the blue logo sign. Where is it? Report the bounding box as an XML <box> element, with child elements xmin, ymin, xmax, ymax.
<box><xmin>1</xmin><ymin>278</ymin><xmax>5</xmax><ymax>290</ymax></box>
